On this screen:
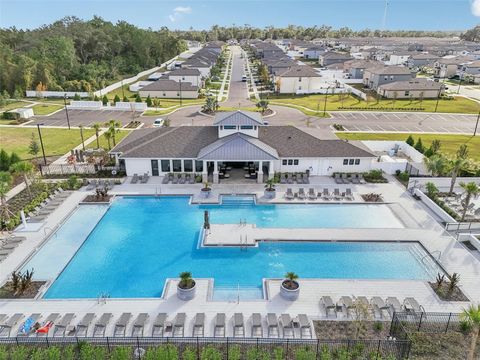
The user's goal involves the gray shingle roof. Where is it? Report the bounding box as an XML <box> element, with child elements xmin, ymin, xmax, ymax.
<box><xmin>276</xmin><ymin>65</ymin><xmax>321</xmax><ymax>78</ymax></box>
<box><xmin>167</xmin><ymin>68</ymin><xmax>201</xmax><ymax>76</ymax></box>
<box><xmin>213</xmin><ymin>111</ymin><xmax>263</xmax><ymax>126</ymax></box>
<box><xmin>139</xmin><ymin>80</ymin><xmax>198</xmax><ymax>92</ymax></box>
<box><xmin>367</xmin><ymin>66</ymin><xmax>413</xmax><ymax>75</ymax></box>
<box><xmin>378</xmin><ymin>79</ymin><xmax>443</xmax><ymax>91</ymax></box>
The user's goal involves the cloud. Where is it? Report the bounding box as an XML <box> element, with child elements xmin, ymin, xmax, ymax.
<box><xmin>473</xmin><ymin>0</ymin><xmax>480</xmax><ymax>16</ymax></box>
<box><xmin>169</xmin><ymin>6</ymin><xmax>192</xmax><ymax>22</ymax></box>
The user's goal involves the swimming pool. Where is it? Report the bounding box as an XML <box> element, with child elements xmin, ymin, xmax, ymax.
<box><xmin>23</xmin><ymin>196</ymin><xmax>442</xmax><ymax>299</ymax></box>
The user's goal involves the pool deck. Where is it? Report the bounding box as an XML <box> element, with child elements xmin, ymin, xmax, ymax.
<box><xmin>0</xmin><ymin>176</ymin><xmax>479</xmax><ymax>338</ymax></box>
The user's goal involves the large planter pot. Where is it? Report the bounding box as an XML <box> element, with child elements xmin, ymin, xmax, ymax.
<box><xmin>177</xmin><ymin>281</ymin><xmax>196</xmax><ymax>301</ymax></box>
<box><xmin>264</xmin><ymin>189</ymin><xmax>276</xmax><ymax>199</ymax></box>
<box><xmin>201</xmin><ymin>189</ymin><xmax>211</xmax><ymax>198</ymax></box>
<box><xmin>280</xmin><ymin>280</ymin><xmax>300</xmax><ymax>301</ymax></box>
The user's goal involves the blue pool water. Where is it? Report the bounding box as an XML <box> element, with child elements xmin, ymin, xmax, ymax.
<box><xmin>28</xmin><ymin>196</ymin><xmax>440</xmax><ymax>299</ymax></box>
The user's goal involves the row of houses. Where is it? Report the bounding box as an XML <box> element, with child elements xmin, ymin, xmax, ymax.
<box><xmin>135</xmin><ymin>42</ymin><xmax>225</xmax><ymax>99</ymax></box>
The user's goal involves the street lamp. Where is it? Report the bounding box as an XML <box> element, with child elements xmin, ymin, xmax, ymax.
<box><xmin>434</xmin><ymin>84</ymin><xmax>444</xmax><ymax>113</ymax></box>
<box><xmin>179</xmin><ymin>79</ymin><xmax>183</xmax><ymax>106</ymax></box>
<box><xmin>474</xmin><ymin>111</ymin><xmax>480</xmax><ymax>137</ymax></box>
<box><xmin>79</xmin><ymin>125</ymin><xmax>85</xmax><ymax>151</ymax></box>
<box><xmin>323</xmin><ymin>86</ymin><xmax>330</xmax><ymax>116</ymax></box>
<box><xmin>63</xmin><ymin>94</ymin><xmax>71</xmax><ymax>129</ymax></box>
<box><xmin>457</xmin><ymin>72</ymin><xmax>464</xmax><ymax>94</ymax></box>
<box><xmin>36</xmin><ymin>123</ymin><xmax>47</xmax><ymax>165</ymax></box>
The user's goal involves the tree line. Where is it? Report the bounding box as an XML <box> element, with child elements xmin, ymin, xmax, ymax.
<box><xmin>0</xmin><ymin>16</ymin><xmax>188</xmax><ymax>96</ymax></box>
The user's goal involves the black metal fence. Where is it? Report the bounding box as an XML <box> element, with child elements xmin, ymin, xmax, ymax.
<box><xmin>390</xmin><ymin>311</ymin><xmax>462</xmax><ymax>341</ymax></box>
<box><xmin>0</xmin><ymin>336</ymin><xmax>411</xmax><ymax>359</ymax></box>
<box><xmin>40</xmin><ymin>164</ymin><xmax>120</xmax><ymax>176</ymax></box>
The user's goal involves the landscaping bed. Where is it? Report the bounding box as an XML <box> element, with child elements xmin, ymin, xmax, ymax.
<box><xmin>313</xmin><ymin>320</ymin><xmax>390</xmax><ymax>340</ymax></box>
<box><xmin>0</xmin><ymin>281</ymin><xmax>46</xmax><ymax>299</ymax></box>
<box><xmin>123</xmin><ymin>120</ymin><xmax>142</xmax><ymax>129</ymax></box>
<box><xmin>428</xmin><ymin>282</ymin><xmax>469</xmax><ymax>302</ymax></box>
<box><xmin>408</xmin><ymin>331</ymin><xmax>473</xmax><ymax>360</ymax></box>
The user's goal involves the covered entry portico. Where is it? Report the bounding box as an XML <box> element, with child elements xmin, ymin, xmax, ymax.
<box><xmin>197</xmin><ymin>133</ymin><xmax>278</xmax><ymax>184</ymax></box>
<box><xmin>203</xmin><ymin>160</ymin><xmax>274</xmax><ymax>184</ymax></box>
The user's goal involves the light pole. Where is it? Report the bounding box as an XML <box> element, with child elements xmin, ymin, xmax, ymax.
<box><xmin>323</xmin><ymin>87</ymin><xmax>330</xmax><ymax>116</ymax></box>
<box><xmin>121</xmin><ymin>79</ymin><xmax>125</xmax><ymax>99</ymax></box>
<box><xmin>474</xmin><ymin>111</ymin><xmax>480</xmax><ymax>137</ymax></box>
<box><xmin>79</xmin><ymin>125</ymin><xmax>85</xmax><ymax>151</ymax></box>
<box><xmin>63</xmin><ymin>94</ymin><xmax>71</xmax><ymax>129</ymax></box>
<box><xmin>179</xmin><ymin>79</ymin><xmax>183</xmax><ymax>106</ymax></box>
<box><xmin>36</xmin><ymin>123</ymin><xmax>47</xmax><ymax>165</ymax></box>
<box><xmin>457</xmin><ymin>72</ymin><xmax>463</xmax><ymax>94</ymax></box>
<box><xmin>434</xmin><ymin>84</ymin><xmax>444</xmax><ymax>113</ymax></box>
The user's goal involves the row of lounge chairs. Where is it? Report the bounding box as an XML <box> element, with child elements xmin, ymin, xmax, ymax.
<box><xmin>319</xmin><ymin>296</ymin><xmax>424</xmax><ymax>320</ymax></box>
<box><xmin>130</xmin><ymin>173</ymin><xmax>150</xmax><ymax>184</ymax></box>
<box><xmin>0</xmin><ymin>312</ymin><xmax>313</xmax><ymax>339</ymax></box>
<box><xmin>27</xmin><ymin>188</ymin><xmax>71</xmax><ymax>223</ymax></box>
<box><xmin>334</xmin><ymin>173</ymin><xmax>366</xmax><ymax>184</ymax></box>
<box><xmin>0</xmin><ymin>236</ymin><xmax>25</xmax><ymax>262</ymax></box>
<box><xmin>85</xmin><ymin>179</ymin><xmax>114</xmax><ymax>191</ymax></box>
<box><xmin>162</xmin><ymin>173</ymin><xmax>197</xmax><ymax>184</ymax></box>
<box><xmin>285</xmin><ymin>188</ymin><xmax>354</xmax><ymax>201</ymax></box>
<box><xmin>279</xmin><ymin>175</ymin><xmax>309</xmax><ymax>185</ymax></box>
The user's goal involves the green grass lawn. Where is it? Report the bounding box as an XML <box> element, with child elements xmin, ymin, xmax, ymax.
<box><xmin>86</xmin><ymin>129</ymin><xmax>131</xmax><ymax>150</ymax></box>
<box><xmin>336</xmin><ymin>132</ymin><xmax>480</xmax><ymax>160</ymax></box>
<box><xmin>269</xmin><ymin>94</ymin><xmax>479</xmax><ymax>114</ymax></box>
<box><xmin>0</xmin><ymin>100</ymin><xmax>33</xmax><ymax>112</ymax></box>
<box><xmin>32</xmin><ymin>104</ymin><xmax>63</xmax><ymax>115</ymax></box>
<box><xmin>0</xmin><ymin>127</ymin><xmax>95</xmax><ymax>159</ymax></box>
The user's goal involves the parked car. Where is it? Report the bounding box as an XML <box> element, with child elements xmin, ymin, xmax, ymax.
<box><xmin>153</xmin><ymin>118</ymin><xmax>164</xmax><ymax>127</ymax></box>
<box><xmin>242</xmin><ymin>75</ymin><xmax>247</xmax><ymax>82</ymax></box>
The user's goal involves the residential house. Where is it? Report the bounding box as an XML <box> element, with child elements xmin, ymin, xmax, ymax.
<box><xmin>273</xmin><ymin>65</ymin><xmax>323</xmax><ymax>94</ymax></box>
<box><xmin>319</xmin><ymin>52</ymin><xmax>353</xmax><ymax>66</ymax></box>
<box><xmin>377</xmin><ymin>79</ymin><xmax>444</xmax><ymax>99</ymax></box>
<box><xmin>343</xmin><ymin>60</ymin><xmax>382</xmax><ymax>79</ymax></box>
<box><xmin>461</xmin><ymin>60</ymin><xmax>480</xmax><ymax>76</ymax></box>
<box><xmin>363</xmin><ymin>66</ymin><xmax>415</xmax><ymax>90</ymax></box>
<box><xmin>387</xmin><ymin>52</ymin><xmax>413</xmax><ymax>66</ymax></box>
<box><xmin>303</xmin><ymin>46</ymin><xmax>327</xmax><ymax>59</ymax></box>
<box><xmin>166</xmin><ymin>68</ymin><xmax>203</xmax><ymax>87</ymax></box>
<box><xmin>138</xmin><ymin>80</ymin><xmax>199</xmax><ymax>99</ymax></box>
<box><xmin>406</xmin><ymin>53</ymin><xmax>439</xmax><ymax>69</ymax></box>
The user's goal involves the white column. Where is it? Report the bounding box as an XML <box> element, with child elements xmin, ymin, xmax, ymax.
<box><xmin>213</xmin><ymin>161</ymin><xmax>219</xmax><ymax>184</ymax></box>
<box><xmin>268</xmin><ymin>161</ymin><xmax>274</xmax><ymax>179</ymax></box>
<box><xmin>257</xmin><ymin>161</ymin><xmax>263</xmax><ymax>184</ymax></box>
<box><xmin>202</xmin><ymin>160</ymin><xmax>208</xmax><ymax>183</ymax></box>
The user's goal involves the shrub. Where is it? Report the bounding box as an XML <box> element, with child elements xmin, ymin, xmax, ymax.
<box><xmin>110</xmin><ymin>347</ymin><xmax>130</xmax><ymax>360</ymax></box>
<box><xmin>406</xmin><ymin>135</ymin><xmax>415</xmax><ymax>146</ymax></box>
<box><xmin>200</xmin><ymin>346</ymin><xmax>221</xmax><ymax>360</ymax></box>
<box><xmin>414</xmin><ymin>138</ymin><xmax>425</xmax><ymax>153</ymax></box>
<box><xmin>102</xmin><ymin>95</ymin><xmax>108</xmax><ymax>106</ymax></box>
<box><xmin>397</xmin><ymin>171</ymin><xmax>409</xmax><ymax>182</ymax></box>
<box><xmin>1</xmin><ymin>111</ymin><xmax>20</xmax><ymax>120</ymax></box>
<box><xmin>114</xmin><ymin>94</ymin><xmax>121</xmax><ymax>104</ymax></box>
<box><xmin>135</xmin><ymin>94</ymin><xmax>142</xmax><ymax>103</ymax></box>
<box><xmin>182</xmin><ymin>348</ymin><xmax>196</xmax><ymax>360</ymax></box>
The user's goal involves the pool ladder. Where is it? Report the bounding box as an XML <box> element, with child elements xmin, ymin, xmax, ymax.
<box><xmin>240</xmin><ymin>235</ymin><xmax>248</xmax><ymax>251</ymax></box>
<box><xmin>97</xmin><ymin>292</ymin><xmax>110</xmax><ymax>304</ymax></box>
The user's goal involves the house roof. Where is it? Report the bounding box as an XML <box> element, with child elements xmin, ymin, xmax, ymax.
<box><xmin>197</xmin><ymin>133</ymin><xmax>279</xmax><ymax>160</ymax></box>
<box><xmin>276</xmin><ymin>65</ymin><xmax>321</xmax><ymax>78</ymax></box>
<box><xmin>465</xmin><ymin>60</ymin><xmax>480</xmax><ymax>68</ymax></box>
<box><xmin>139</xmin><ymin>80</ymin><xmax>198</xmax><ymax>92</ymax></box>
<box><xmin>167</xmin><ymin>68</ymin><xmax>201</xmax><ymax>76</ymax></box>
<box><xmin>366</xmin><ymin>66</ymin><xmax>413</xmax><ymax>75</ymax></box>
<box><xmin>344</xmin><ymin>59</ymin><xmax>381</xmax><ymax>70</ymax></box>
<box><xmin>378</xmin><ymin>79</ymin><xmax>443</xmax><ymax>91</ymax></box>
<box><xmin>321</xmin><ymin>52</ymin><xmax>353</xmax><ymax>60</ymax></box>
<box><xmin>409</xmin><ymin>53</ymin><xmax>439</xmax><ymax>60</ymax></box>
<box><xmin>213</xmin><ymin>111</ymin><xmax>264</xmax><ymax>126</ymax></box>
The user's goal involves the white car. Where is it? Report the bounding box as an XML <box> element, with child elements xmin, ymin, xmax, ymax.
<box><xmin>153</xmin><ymin>118</ymin><xmax>164</xmax><ymax>127</ymax></box>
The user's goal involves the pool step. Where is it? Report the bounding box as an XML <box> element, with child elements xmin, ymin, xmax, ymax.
<box><xmin>408</xmin><ymin>244</ymin><xmax>439</xmax><ymax>280</ymax></box>
<box><xmin>221</xmin><ymin>195</ymin><xmax>255</xmax><ymax>206</ymax></box>
<box><xmin>212</xmin><ymin>286</ymin><xmax>263</xmax><ymax>301</ymax></box>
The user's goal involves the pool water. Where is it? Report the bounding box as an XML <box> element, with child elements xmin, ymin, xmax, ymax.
<box><xmin>25</xmin><ymin>196</ymin><xmax>441</xmax><ymax>299</ymax></box>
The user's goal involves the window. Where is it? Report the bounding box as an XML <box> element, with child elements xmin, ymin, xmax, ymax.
<box><xmin>343</xmin><ymin>159</ymin><xmax>348</xmax><ymax>165</ymax></box>
<box><xmin>288</xmin><ymin>159</ymin><xmax>293</xmax><ymax>165</ymax></box>
<box><xmin>161</xmin><ymin>160</ymin><xmax>170</xmax><ymax>172</ymax></box>
<box><xmin>195</xmin><ymin>160</ymin><xmax>203</xmax><ymax>172</ymax></box>
<box><xmin>293</xmin><ymin>159</ymin><xmax>299</xmax><ymax>165</ymax></box>
<box><xmin>384</xmin><ymin>76</ymin><xmax>388</xmax><ymax>80</ymax></box>
<box><xmin>182</xmin><ymin>76</ymin><xmax>185</xmax><ymax>80</ymax></box>
<box><xmin>282</xmin><ymin>159</ymin><xmax>287</xmax><ymax>165</ymax></box>
<box><xmin>223</xmin><ymin>125</ymin><xmax>236</xmax><ymax>130</ymax></box>
<box><xmin>349</xmin><ymin>159</ymin><xmax>354</xmax><ymax>165</ymax></box>
<box><xmin>240</xmin><ymin>125</ymin><xmax>253</xmax><ymax>130</ymax></box>
<box><xmin>298</xmin><ymin>77</ymin><xmax>302</xmax><ymax>82</ymax></box>
<box><xmin>177</xmin><ymin>92</ymin><xmax>180</xmax><ymax>97</ymax></box>
<box><xmin>404</xmin><ymin>91</ymin><xmax>410</xmax><ymax>96</ymax></box>
<box><xmin>355</xmin><ymin>159</ymin><xmax>360</xmax><ymax>165</ymax></box>
<box><xmin>172</xmin><ymin>160</ymin><xmax>182</xmax><ymax>172</ymax></box>
<box><xmin>151</xmin><ymin>160</ymin><xmax>159</xmax><ymax>176</ymax></box>
<box><xmin>162</xmin><ymin>93</ymin><xmax>166</xmax><ymax>97</ymax></box>
<box><xmin>390</xmin><ymin>75</ymin><xmax>394</xmax><ymax>80</ymax></box>
<box><xmin>183</xmin><ymin>160</ymin><xmax>193</xmax><ymax>172</ymax></box>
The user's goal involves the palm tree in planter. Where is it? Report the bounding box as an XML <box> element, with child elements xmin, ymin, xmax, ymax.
<box><xmin>177</xmin><ymin>271</ymin><xmax>196</xmax><ymax>300</ymax></box>
<box><xmin>460</xmin><ymin>182</ymin><xmax>480</xmax><ymax>221</ymax></box>
<box><xmin>201</xmin><ymin>181</ymin><xmax>212</xmax><ymax>198</ymax></box>
<box><xmin>264</xmin><ymin>178</ymin><xmax>276</xmax><ymax>199</ymax></box>
<box><xmin>460</xmin><ymin>304</ymin><xmax>480</xmax><ymax>360</ymax></box>
<box><xmin>280</xmin><ymin>272</ymin><xmax>300</xmax><ymax>301</ymax></box>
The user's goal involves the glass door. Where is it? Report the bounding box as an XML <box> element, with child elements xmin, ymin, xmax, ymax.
<box><xmin>151</xmin><ymin>160</ymin><xmax>159</xmax><ymax>176</ymax></box>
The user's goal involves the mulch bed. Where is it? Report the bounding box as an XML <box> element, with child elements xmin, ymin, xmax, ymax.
<box><xmin>313</xmin><ymin>320</ymin><xmax>391</xmax><ymax>340</ymax></box>
<box><xmin>82</xmin><ymin>194</ymin><xmax>113</xmax><ymax>203</ymax></box>
<box><xmin>259</xmin><ymin>109</ymin><xmax>274</xmax><ymax>116</ymax></box>
<box><xmin>428</xmin><ymin>282</ymin><xmax>469</xmax><ymax>302</ymax></box>
<box><xmin>0</xmin><ymin>281</ymin><xmax>46</xmax><ymax>299</ymax></box>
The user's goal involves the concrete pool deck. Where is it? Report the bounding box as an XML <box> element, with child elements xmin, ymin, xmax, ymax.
<box><xmin>0</xmin><ymin>177</ymin><xmax>479</xmax><ymax>337</ymax></box>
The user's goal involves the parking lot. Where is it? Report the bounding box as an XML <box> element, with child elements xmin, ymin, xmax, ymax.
<box><xmin>329</xmin><ymin>111</ymin><xmax>479</xmax><ymax>134</ymax></box>
<box><xmin>30</xmin><ymin>109</ymin><xmax>143</xmax><ymax>127</ymax></box>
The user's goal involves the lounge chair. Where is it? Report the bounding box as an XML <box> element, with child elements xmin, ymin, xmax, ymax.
<box><xmin>345</xmin><ymin>188</ymin><xmax>354</xmax><ymax>201</ymax></box>
<box><xmin>18</xmin><ymin>313</ymin><xmax>41</xmax><ymax>336</ymax></box>
<box><xmin>280</xmin><ymin>176</ymin><xmax>287</xmax><ymax>184</ymax></box>
<box><xmin>308</xmin><ymin>188</ymin><xmax>317</xmax><ymax>200</ymax></box>
<box><xmin>173</xmin><ymin>313</ymin><xmax>186</xmax><ymax>337</ymax></box>
<box><xmin>371</xmin><ymin>297</ymin><xmax>390</xmax><ymax>319</ymax></box>
<box><xmin>351</xmin><ymin>174</ymin><xmax>360</xmax><ymax>184</ymax></box>
<box><xmin>334</xmin><ymin>173</ymin><xmax>342</xmax><ymax>184</ymax></box>
<box><xmin>355</xmin><ymin>296</ymin><xmax>372</xmax><ymax>319</ymax></box>
<box><xmin>266</xmin><ymin>313</ymin><xmax>279</xmax><ymax>338</ymax></box>
<box><xmin>0</xmin><ymin>243</ymin><xmax>17</xmax><ymax>250</ymax></box>
<box><xmin>298</xmin><ymin>314</ymin><xmax>312</xmax><ymax>339</ymax></box>
<box><xmin>0</xmin><ymin>315</ymin><xmax>6</xmax><ymax>324</ymax></box>
<box><xmin>0</xmin><ymin>313</ymin><xmax>23</xmax><ymax>337</ymax></box>
<box><xmin>131</xmin><ymin>313</ymin><xmax>149</xmax><ymax>337</ymax></box>
<box><xmin>333</xmin><ymin>188</ymin><xmax>342</xmax><ymax>200</ymax></box>
<box><xmin>279</xmin><ymin>314</ymin><xmax>294</xmax><ymax>338</ymax></box>
<box><xmin>214</xmin><ymin>313</ymin><xmax>226</xmax><ymax>337</ymax></box>
<box><xmin>86</xmin><ymin>180</ymin><xmax>96</xmax><ymax>190</ymax></box>
<box><xmin>337</xmin><ymin>296</ymin><xmax>355</xmax><ymax>318</ymax></box>
<box><xmin>358</xmin><ymin>174</ymin><xmax>366</xmax><ymax>184</ymax></box>
<box><xmin>285</xmin><ymin>188</ymin><xmax>294</xmax><ymax>200</ymax></box>
<box><xmin>386</xmin><ymin>297</ymin><xmax>402</xmax><ymax>316</ymax></box>
<box><xmin>74</xmin><ymin>313</ymin><xmax>95</xmax><ymax>337</ymax></box>
<box><xmin>152</xmin><ymin>313</ymin><xmax>167</xmax><ymax>337</ymax></box>
<box><xmin>233</xmin><ymin>313</ymin><xmax>245</xmax><ymax>337</ymax></box>
<box><xmin>341</xmin><ymin>173</ymin><xmax>350</xmax><ymax>184</ymax></box>
<box><xmin>53</xmin><ymin>313</ymin><xmax>75</xmax><ymax>337</ymax></box>
<box><xmin>320</xmin><ymin>296</ymin><xmax>337</xmax><ymax>318</ymax></box>
<box><xmin>404</xmin><ymin>297</ymin><xmax>424</xmax><ymax>314</ymax></box>
<box><xmin>297</xmin><ymin>188</ymin><xmax>306</xmax><ymax>200</ymax></box>
<box><xmin>114</xmin><ymin>313</ymin><xmax>132</xmax><ymax>337</ymax></box>
<box><xmin>93</xmin><ymin>313</ymin><xmax>113</xmax><ymax>337</ymax></box>
<box><xmin>321</xmin><ymin>188</ymin><xmax>331</xmax><ymax>200</ymax></box>
<box><xmin>36</xmin><ymin>313</ymin><xmax>60</xmax><ymax>336</ymax></box>
<box><xmin>141</xmin><ymin>173</ymin><xmax>149</xmax><ymax>184</ymax></box>
<box><xmin>162</xmin><ymin>176</ymin><xmax>170</xmax><ymax>184</ymax></box>
<box><xmin>192</xmin><ymin>313</ymin><xmax>205</xmax><ymax>337</ymax></box>
<box><xmin>172</xmin><ymin>175</ymin><xmax>179</xmax><ymax>184</ymax></box>
<box><xmin>251</xmin><ymin>313</ymin><xmax>262</xmax><ymax>337</ymax></box>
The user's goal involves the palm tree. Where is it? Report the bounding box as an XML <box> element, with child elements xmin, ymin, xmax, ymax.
<box><xmin>103</xmin><ymin>131</ymin><xmax>112</xmax><ymax>150</ymax></box>
<box><xmin>284</xmin><ymin>272</ymin><xmax>299</xmax><ymax>289</ymax></box>
<box><xmin>178</xmin><ymin>271</ymin><xmax>194</xmax><ymax>289</ymax></box>
<box><xmin>460</xmin><ymin>304</ymin><xmax>480</xmax><ymax>360</ymax></box>
<box><xmin>256</xmin><ymin>100</ymin><xmax>269</xmax><ymax>114</ymax></box>
<box><xmin>459</xmin><ymin>182</ymin><xmax>480</xmax><ymax>221</ymax></box>
<box><xmin>92</xmin><ymin>123</ymin><xmax>101</xmax><ymax>149</ymax></box>
<box><xmin>424</xmin><ymin>154</ymin><xmax>447</xmax><ymax>177</ymax></box>
<box><xmin>105</xmin><ymin>119</ymin><xmax>121</xmax><ymax>146</ymax></box>
<box><xmin>10</xmin><ymin>161</ymin><xmax>34</xmax><ymax>199</ymax></box>
<box><xmin>152</xmin><ymin>97</ymin><xmax>161</xmax><ymax>111</ymax></box>
<box><xmin>448</xmin><ymin>144</ymin><xmax>469</xmax><ymax>195</ymax></box>
<box><xmin>0</xmin><ymin>171</ymin><xmax>13</xmax><ymax>226</ymax></box>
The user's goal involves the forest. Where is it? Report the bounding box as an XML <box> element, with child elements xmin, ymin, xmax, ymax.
<box><xmin>0</xmin><ymin>16</ymin><xmax>188</xmax><ymax>95</ymax></box>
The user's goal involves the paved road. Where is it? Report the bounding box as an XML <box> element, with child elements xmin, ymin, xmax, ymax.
<box><xmin>223</xmin><ymin>45</ymin><xmax>251</xmax><ymax>107</ymax></box>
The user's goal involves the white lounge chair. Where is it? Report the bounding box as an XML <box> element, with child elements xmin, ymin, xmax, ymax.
<box><xmin>233</xmin><ymin>313</ymin><xmax>245</xmax><ymax>337</ymax></box>
<box><xmin>75</xmin><ymin>313</ymin><xmax>95</xmax><ymax>337</ymax></box>
<box><xmin>251</xmin><ymin>313</ymin><xmax>262</xmax><ymax>338</ymax></box>
<box><xmin>192</xmin><ymin>313</ymin><xmax>205</xmax><ymax>337</ymax></box>
<box><xmin>279</xmin><ymin>314</ymin><xmax>294</xmax><ymax>338</ymax></box>
<box><xmin>152</xmin><ymin>313</ymin><xmax>167</xmax><ymax>337</ymax></box>
<box><xmin>298</xmin><ymin>314</ymin><xmax>312</xmax><ymax>339</ymax></box>
<box><xmin>214</xmin><ymin>313</ymin><xmax>225</xmax><ymax>337</ymax></box>
<box><xmin>114</xmin><ymin>313</ymin><xmax>132</xmax><ymax>337</ymax></box>
<box><xmin>131</xmin><ymin>313</ymin><xmax>149</xmax><ymax>337</ymax></box>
